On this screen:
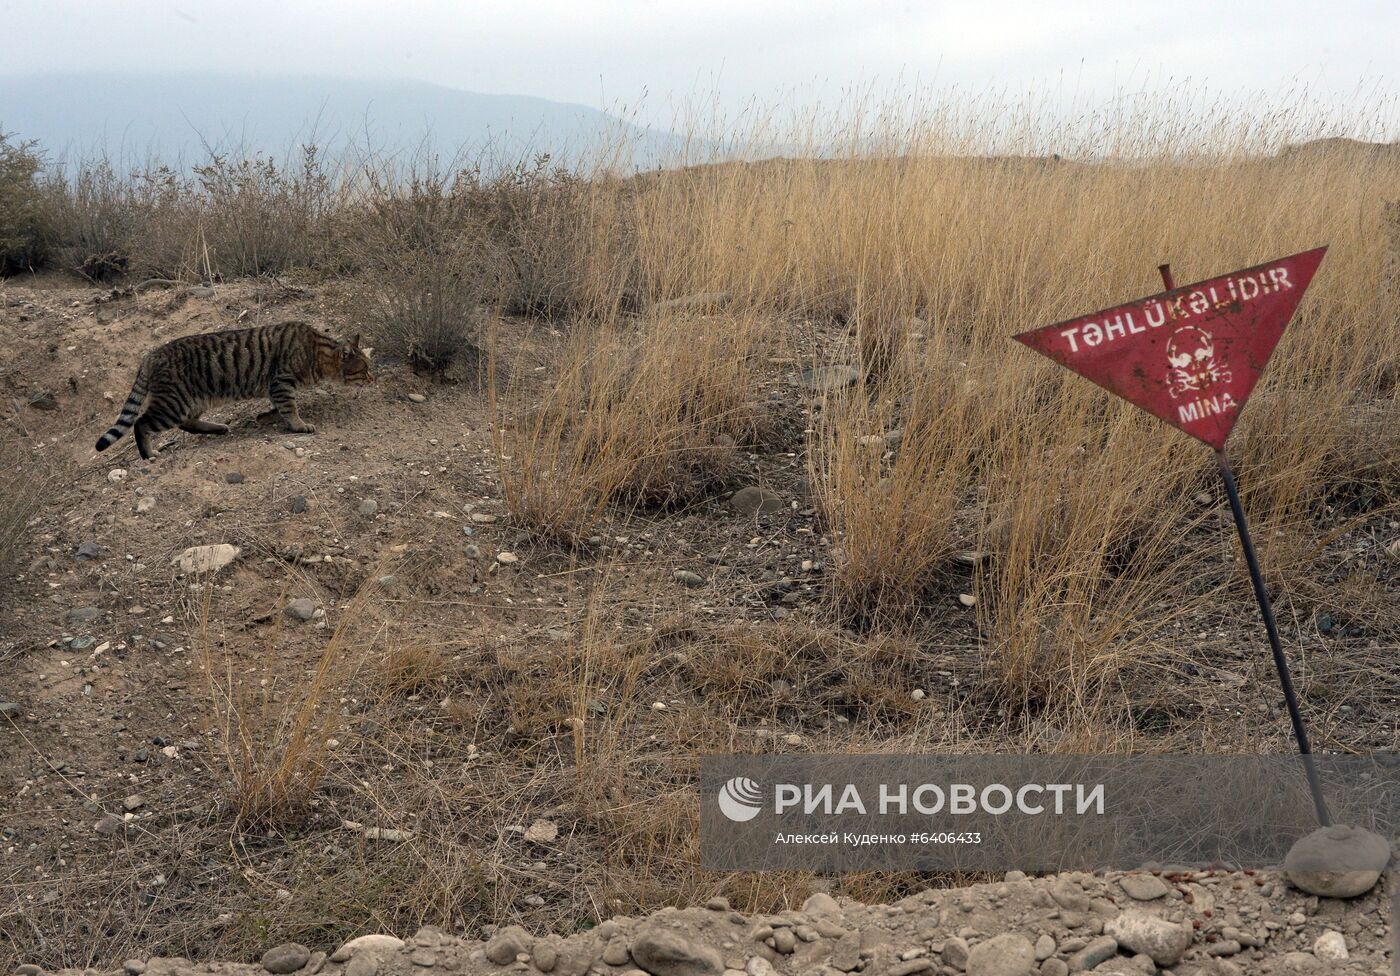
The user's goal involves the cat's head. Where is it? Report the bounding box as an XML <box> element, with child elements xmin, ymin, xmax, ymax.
<box><xmin>338</xmin><ymin>333</ymin><xmax>374</xmax><ymax>385</ymax></box>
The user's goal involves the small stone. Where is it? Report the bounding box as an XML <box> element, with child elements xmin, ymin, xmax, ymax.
<box><xmin>965</xmin><ymin>933</ymin><xmax>1034</xmax><ymax>976</ymax></box>
<box><xmin>730</xmin><ymin>486</ymin><xmax>785</xmax><ymax>515</ymax></box>
<box><xmin>123</xmin><ymin>960</ymin><xmax>147</xmax><ymax>975</ymax></box>
<box><xmin>1033</xmin><ymin>934</ymin><xmax>1056</xmax><ymax>961</ymax></box>
<box><xmin>408</xmin><ymin>949</ymin><xmax>436</xmax><ymax>967</ymax></box>
<box><xmin>942</xmin><ymin>936</ymin><xmax>970</xmax><ymax>969</ymax></box>
<box><xmin>108</xmin><ymin>468</ymin><xmax>128</xmax><ymax>483</ymax></box>
<box><xmin>362</xmin><ymin>827</ymin><xmax>414</xmax><ymax>842</ymax></box>
<box><xmin>17</xmin><ymin>964</ymin><xmax>42</xmax><ymax>975</ymax></box>
<box><xmin>172</xmin><ymin>543</ymin><xmax>240</xmax><ymax>575</ymax></box>
<box><xmin>261</xmin><ymin>943</ymin><xmax>311</xmax><ymax>974</ymax></box>
<box><xmin>1279</xmin><ymin>951</ymin><xmax>1320</xmax><ymax>970</ymax></box>
<box><xmin>771</xmin><ymin>928</ymin><xmax>796</xmax><ymax>954</ymax></box>
<box><xmin>496</xmin><ymin>551</ymin><xmax>519</xmax><ymax>565</ymax></box>
<box><xmin>888</xmin><ymin>962</ymin><xmax>933</xmax><ymax>976</ymax></box>
<box><xmin>0</xmin><ymin>702</ymin><xmax>20</xmax><ymax>719</ymax></box>
<box><xmin>524</xmin><ymin>819</ymin><xmax>558</xmax><ymax>843</ymax></box>
<box><xmin>1039</xmin><ymin>961</ymin><xmax>1068</xmax><ymax>976</ymax></box>
<box><xmin>186</xmin><ymin>285</ymin><xmax>215</xmax><ymax>299</ymax></box>
<box><xmin>284</xmin><ymin>598</ymin><xmax>317</xmax><ymax>621</ymax></box>
<box><xmin>957</xmin><ymin>593</ymin><xmax>977</xmax><ymax>607</ymax></box>
<box><xmin>1050</xmin><ymin>880</ymin><xmax>1092</xmax><ymax>913</ymax></box>
<box><xmin>464</xmin><ymin>544</ymin><xmax>482</xmax><ymax>559</ymax></box>
<box><xmin>1104</xmin><ymin>911</ymin><xmax>1192</xmax><ymax>966</ymax></box>
<box><xmin>1118</xmin><ymin>874</ymin><xmax>1169</xmax><ymax>901</ymax></box>
<box><xmin>358</xmin><ymin>498</ymin><xmax>379</xmax><ymax>516</ymax></box>
<box><xmin>225</xmin><ymin>472</ymin><xmax>245</xmax><ymax>484</ymax></box>
<box><xmin>123</xmin><ymin>794</ymin><xmax>145</xmax><ymax>811</ymax></box>
<box><xmin>470</xmin><ymin>512</ymin><xmax>498</xmax><ymax>524</ymax></box>
<box><xmin>290</xmin><ymin>495</ymin><xmax>307</xmax><ymax>513</ymax></box>
<box><xmin>1284</xmin><ymin>824</ymin><xmax>1390</xmax><ymax>898</ymax></box>
<box><xmin>532</xmin><ymin>944</ymin><xmax>559</xmax><ymax>972</ymax></box>
<box><xmin>674</xmin><ymin>569</ymin><xmax>706</xmax><ymax>588</ymax></box>
<box><xmin>955</xmin><ymin>550</ymin><xmax>992</xmax><ymax>567</ymax></box>
<box><xmin>602</xmin><ymin>939</ymin><xmax>632</xmax><ymax>966</ymax></box>
<box><xmin>830</xmin><ymin>932</ymin><xmax>863</xmax><ymax>972</ymax></box>
<box><xmin>1312</xmin><ymin>931</ymin><xmax>1348</xmax><ymax>963</ymax></box>
<box><xmin>407</xmin><ymin>393</ymin><xmax>427</xmax><ymax>403</ymax></box>
<box><xmin>136</xmin><ymin>496</ymin><xmax>156</xmax><ymax>513</ymax></box>
<box><xmin>484</xmin><ymin>926</ymin><xmax>533</xmax><ymax>966</ymax></box>
<box><xmin>706</xmin><ymin>896</ymin><xmax>731</xmax><ymax>911</ymax></box>
<box><xmin>76</xmin><ymin>541</ymin><xmax>102</xmax><ymax>560</ymax></box>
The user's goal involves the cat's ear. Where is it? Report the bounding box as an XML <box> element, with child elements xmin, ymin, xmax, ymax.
<box><xmin>349</xmin><ymin>332</ymin><xmax>362</xmax><ymax>349</ymax></box>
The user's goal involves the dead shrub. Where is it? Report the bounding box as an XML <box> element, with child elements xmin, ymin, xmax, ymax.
<box><xmin>0</xmin><ymin>130</ymin><xmax>46</xmax><ymax>275</ymax></box>
<box><xmin>335</xmin><ymin>168</ymin><xmax>493</xmax><ymax>374</ymax></box>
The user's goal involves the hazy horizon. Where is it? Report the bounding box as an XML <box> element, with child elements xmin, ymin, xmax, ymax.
<box><xmin>2</xmin><ymin>1</ymin><xmax>1398</xmax><ymax>134</ymax></box>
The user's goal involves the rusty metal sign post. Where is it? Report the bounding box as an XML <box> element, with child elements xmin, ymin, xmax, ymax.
<box><xmin>1014</xmin><ymin>247</ymin><xmax>1332</xmax><ymax>826</ymax></box>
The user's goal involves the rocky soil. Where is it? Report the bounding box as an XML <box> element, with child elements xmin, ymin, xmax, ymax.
<box><xmin>2</xmin><ymin>275</ymin><xmax>1397</xmax><ymax>970</ymax></box>
<box><xmin>30</xmin><ymin>866</ymin><xmax>1397</xmax><ymax>976</ymax></box>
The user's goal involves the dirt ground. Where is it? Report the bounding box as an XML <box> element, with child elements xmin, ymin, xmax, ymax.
<box><xmin>1</xmin><ymin>275</ymin><xmax>1396</xmax><ymax>971</ymax></box>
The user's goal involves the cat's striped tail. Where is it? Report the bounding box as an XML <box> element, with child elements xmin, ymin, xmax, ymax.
<box><xmin>95</xmin><ymin>363</ymin><xmax>150</xmax><ymax>452</ymax></box>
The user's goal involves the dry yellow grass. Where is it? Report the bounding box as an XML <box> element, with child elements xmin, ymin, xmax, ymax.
<box><xmin>193</xmin><ymin>574</ymin><xmax>375</xmax><ymax>826</ymax></box>
<box><xmin>495</xmin><ymin>311</ymin><xmax>770</xmax><ymax>544</ymax></box>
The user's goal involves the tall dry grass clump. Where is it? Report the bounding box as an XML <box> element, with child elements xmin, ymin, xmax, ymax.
<box><xmin>193</xmin><ymin>576</ymin><xmax>375</xmax><ymax>826</ymax></box>
<box><xmin>496</xmin><ymin>312</ymin><xmax>770</xmax><ymax>545</ymax></box>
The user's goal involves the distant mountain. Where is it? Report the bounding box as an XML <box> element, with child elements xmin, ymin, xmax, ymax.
<box><xmin>0</xmin><ymin>72</ymin><xmax>689</xmax><ymax>170</ymax></box>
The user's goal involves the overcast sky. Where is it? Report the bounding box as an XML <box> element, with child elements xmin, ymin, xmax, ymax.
<box><xmin>3</xmin><ymin>1</ymin><xmax>1396</xmax><ymax>132</ymax></box>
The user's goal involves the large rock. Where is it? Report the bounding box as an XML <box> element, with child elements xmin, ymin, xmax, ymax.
<box><xmin>965</xmin><ymin>933</ymin><xmax>1035</xmax><ymax>976</ymax></box>
<box><xmin>800</xmin><ymin>892</ymin><xmax>842</xmax><ymax>915</ymax></box>
<box><xmin>630</xmin><ymin>926</ymin><xmax>723</xmax><ymax>976</ymax></box>
<box><xmin>1284</xmin><ymin>824</ymin><xmax>1390</xmax><ymax>898</ymax></box>
<box><xmin>1104</xmin><ymin>911</ymin><xmax>1192</xmax><ymax>966</ymax></box>
<box><xmin>172</xmin><ymin>543</ymin><xmax>240</xmax><ymax>575</ymax></box>
<box><xmin>330</xmin><ymin>934</ymin><xmax>406</xmax><ymax>962</ymax></box>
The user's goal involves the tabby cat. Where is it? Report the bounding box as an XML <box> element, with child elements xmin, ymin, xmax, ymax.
<box><xmin>96</xmin><ymin>321</ymin><xmax>373</xmax><ymax>459</ymax></box>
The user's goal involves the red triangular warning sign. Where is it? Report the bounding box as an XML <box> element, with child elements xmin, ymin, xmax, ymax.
<box><xmin>1014</xmin><ymin>247</ymin><xmax>1326</xmax><ymax>450</ymax></box>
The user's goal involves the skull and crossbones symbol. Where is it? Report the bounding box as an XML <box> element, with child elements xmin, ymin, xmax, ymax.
<box><xmin>1166</xmin><ymin>326</ymin><xmax>1232</xmax><ymax>399</ymax></box>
